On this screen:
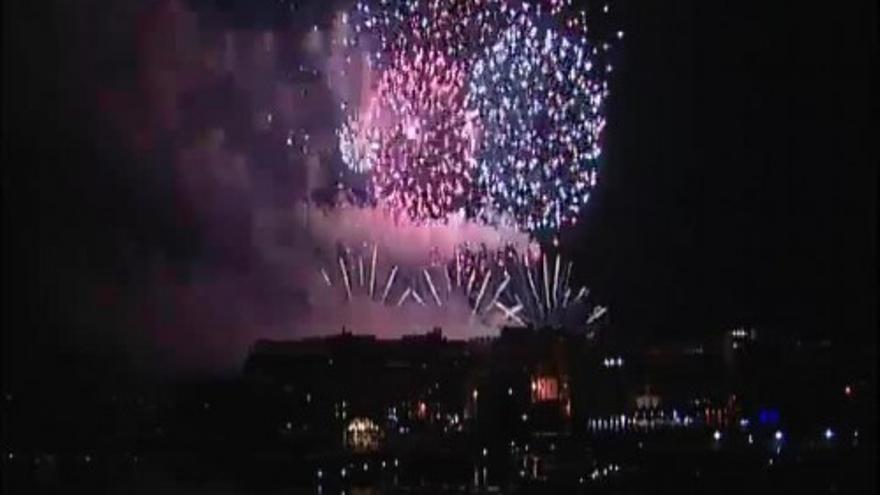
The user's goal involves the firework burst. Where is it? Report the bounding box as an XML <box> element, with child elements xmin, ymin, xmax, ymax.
<box><xmin>339</xmin><ymin>0</ymin><xmax>619</xmax><ymax>236</ymax></box>
<box><xmin>363</xmin><ymin>48</ymin><xmax>481</xmax><ymax>222</ymax></box>
<box><xmin>338</xmin><ymin>119</ymin><xmax>369</xmax><ymax>173</ymax></box>
<box><xmin>447</xmin><ymin>244</ymin><xmax>607</xmax><ymax>329</ymax></box>
<box><xmin>468</xmin><ymin>15</ymin><xmax>609</xmax><ymax>234</ymax></box>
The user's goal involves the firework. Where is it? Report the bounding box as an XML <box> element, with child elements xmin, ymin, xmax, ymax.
<box><xmin>338</xmin><ymin>117</ymin><xmax>379</xmax><ymax>173</ymax></box>
<box><xmin>340</xmin><ymin>0</ymin><xmax>619</xmax><ymax>235</ymax></box>
<box><xmin>439</xmin><ymin>243</ymin><xmax>606</xmax><ymax>329</ymax></box>
<box><xmin>316</xmin><ymin>238</ymin><xmax>607</xmax><ymax>336</ymax></box>
<box><xmin>467</xmin><ymin>14</ymin><xmax>609</xmax><ymax>234</ymax></box>
<box><xmin>325</xmin><ymin>1</ymin><xmax>616</xmax><ymax>328</ymax></box>
<box><xmin>506</xmin><ymin>251</ymin><xmax>606</xmax><ymax>328</ymax></box>
<box><xmin>364</xmin><ymin>48</ymin><xmax>480</xmax><ymax>222</ymax></box>
<box><xmin>343</xmin><ymin>1</ymin><xmax>510</xmax><ymax>222</ymax></box>
<box><xmin>319</xmin><ymin>242</ymin><xmax>512</xmax><ymax>326</ymax></box>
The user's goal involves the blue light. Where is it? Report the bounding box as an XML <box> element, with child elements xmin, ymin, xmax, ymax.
<box><xmin>758</xmin><ymin>409</ymin><xmax>780</xmax><ymax>426</ymax></box>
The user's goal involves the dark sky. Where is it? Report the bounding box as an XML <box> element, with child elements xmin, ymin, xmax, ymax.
<box><xmin>569</xmin><ymin>0</ymin><xmax>876</xmax><ymax>345</ymax></box>
<box><xmin>2</xmin><ymin>0</ymin><xmax>876</xmax><ymax>378</ymax></box>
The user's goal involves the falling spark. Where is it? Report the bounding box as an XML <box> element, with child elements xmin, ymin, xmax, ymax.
<box><xmin>369</xmin><ymin>244</ymin><xmax>378</xmax><ymax>297</ymax></box>
<box><xmin>381</xmin><ymin>265</ymin><xmax>399</xmax><ymax>303</ymax></box>
<box><xmin>396</xmin><ymin>286</ymin><xmax>412</xmax><ymax>306</ymax></box>
<box><xmin>339</xmin><ymin>257</ymin><xmax>353</xmax><ymax>301</ymax></box>
<box><xmin>471</xmin><ymin>270</ymin><xmax>492</xmax><ymax>316</ymax></box>
<box><xmin>423</xmin><ymin>269</ymin><xmax>443</xmax><ymax>306</ymax></box>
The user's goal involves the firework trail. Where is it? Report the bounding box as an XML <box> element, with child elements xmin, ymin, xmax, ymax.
<box><xmin>318</xmin><ymin>242</ymin><xmax>510</xmax><ymax>327</ymax></box>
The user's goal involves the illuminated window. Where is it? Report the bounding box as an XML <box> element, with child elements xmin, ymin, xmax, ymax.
<box><xmin>344</xmin><ymin>417</ymin><xmax>383</xmax><ymax>452</ymax></box>
<box><xmin>531</xmin><ymin>376</ymin><xmax>559</xmax><ymax>402</ymax></box>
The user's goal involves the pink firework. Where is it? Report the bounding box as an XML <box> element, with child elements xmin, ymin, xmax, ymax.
<box><xmin>363</xmin><ymin>48</ymin><xmax>480</xmax><ymax>222</ymax></box>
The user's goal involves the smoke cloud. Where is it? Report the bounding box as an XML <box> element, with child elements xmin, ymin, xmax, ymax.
<box><xmin>45</xmin><ymin>0</ymin><xmax>528</xmax><ymax>374</ymax></box>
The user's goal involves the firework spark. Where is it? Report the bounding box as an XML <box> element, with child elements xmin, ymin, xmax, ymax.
<box><xmin>338</xmin><ymin>117</ymin><xmax>379</xmax><ymax>173</ymax></box>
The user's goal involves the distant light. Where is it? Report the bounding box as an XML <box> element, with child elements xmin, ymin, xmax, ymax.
<box><xmin>713</xmin><ymin>430</ymin><xmax>722</xmax><ymax>441</ymax></box>
<box><xmin>363</xmin><ymin>462</ymin><xmax>368</xmax><ymax>471</ymax></box>
<box><xmin>482</xmin><ymin>447</ymin><xmax>488</xmax><ymax>457</ymax></box>
<box><xmin>316</xmin><ymin>469</ymin><xmax>323</xmax><ymax>479</ymax></box>
<box><xmin>748</xmin><ymin>434</ymin><xmax>754</xmax><ymax>444</ymax></box>
<box><xmin>844</xmin><ymin>385</ymin><xmax>852</xmax><ymax>396</ymax></box>
<box><xmin>394</xmin><ymin>458</ymin><xmax>399</xmax><ymax>467</ymax></box>
<box><xmin>616</xmin><ymin>30</ymin><xmax>624</xmax><ymax>40</ymax></box>
<box><xmin>340</xmin><ymin>467</ymin><xmax>347</xmax><ymax>478</ymax></box>
<box><xmin>521</xmin><ymin>413</ymin><xmax>528</xmax><ymax>422</ymax></box>
<box><xmin>472</xmin><ymin>389</ymin><xmax>479</xmax><ymax>400</ymax></box>
<box><xmin>758</xmin><ymin>409</ymin><xmax>780</xmax><ymax>425</ymax></box>
<box><xmin>824</xmin><ymin>428</ymin><xmax>834</xmax><ymax>440</ymax></box>
<box><xmin>739</xmin><ymin>418</ymin><xmax>750</xmax><ymax>428</ymax></box>
<box><xmin>616</xmin><ymin>357</ymin><xmax>623</xmax><ymax>366</ymax></box>
<box><xmin>381</xmin><ymin>461</ymin><xmax>386</xmax><ymax>468</ymax></box>
<box><xmin>508</xmin><ymin>387</ymin><xmax>513</xmax><ymax>396</ymax></box>
<box><xmin>774</xmin><ymin>430</ymin><xmax>784</xmax><ymax>441</ymax></box>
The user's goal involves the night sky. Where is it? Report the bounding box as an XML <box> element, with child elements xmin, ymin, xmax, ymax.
<box><xmin>2</xmin><ymin>0</ymin><xmax>876</xmax><ymax>379</ymax></box>
<box><xmin>568</xmin><ymin>0</ymin><xmax>876</xmax><ymax>345</ymax></box>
